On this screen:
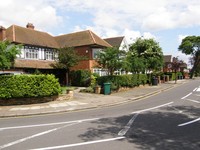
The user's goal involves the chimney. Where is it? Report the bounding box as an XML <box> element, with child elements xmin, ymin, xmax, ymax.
<box><xmin>0</xmin><ymin>26</ymin><xmax>6</xmax><ymax>41</ymax></box>
<box><xmin>26</xmin><ymin>23</ymin><xmax>35</xmax><ymax>30</ymax></box>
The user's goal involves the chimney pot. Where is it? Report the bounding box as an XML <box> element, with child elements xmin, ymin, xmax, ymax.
<box><xmin>26</xmin><ymin>23</ymin><xmax>35</xmax><ymax>30</ymax></box>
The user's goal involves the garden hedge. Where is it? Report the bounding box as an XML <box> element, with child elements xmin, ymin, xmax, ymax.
<box><xmin>97</xmin><ymin>74</ymin><xmax>148</xmax><ymax>89</ymax></box>
<box><xmin>0</xmin><ymin>74</ymin><xmax>61</xmax><ymax>99</ymax></box>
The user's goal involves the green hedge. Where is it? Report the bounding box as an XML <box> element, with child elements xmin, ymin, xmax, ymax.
<box><xmin>97</xmin><ymin>74</ymin><xmax>148</xmax><ymax>89</ymax></box>
<box><xmin>0</xmin><ymin>74</ymin><xmax>61</xmax><ymax>99</ymax></box>
<box><xmin>70</xmin><ymin>70</ymin><xmax>91</xmax><ymax>86</ymax></box>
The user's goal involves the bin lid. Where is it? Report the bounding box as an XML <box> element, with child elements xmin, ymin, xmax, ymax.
<box><xmin>103</xmin><ymin>82</ymin><xmax>111</xmax><ymax>85</ymax></box>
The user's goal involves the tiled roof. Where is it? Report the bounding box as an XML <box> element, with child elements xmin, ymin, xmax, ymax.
<box><xmin>14</xmin><ymin>59</ymin><xmax>55</xmax><ymax>69</ymax></box>
<box><xmin>3</xmin><ymin>24</ymin><xmax>112</xmax><ymax>49</ymax></box>
<box><xmin>6</xmin><ymin>25</ymin><xmax>59</xmax><ymax>48</ymax></box>
<box><xmin>55</xmin><ymin>30</ymin><xmax>112</xmax><ymax>48</ymax></box>
<box><xmin>104</xmin><ymin>36</ymin><xmax>124</xmax><ymax>47</ymax></box>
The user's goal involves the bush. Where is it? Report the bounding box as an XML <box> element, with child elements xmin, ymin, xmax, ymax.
<box><xmin>97</xmin><ymin>74</ymin><xmax>148</xmax><ymax>89</ymax></box>
<box><xmin>70</xmin><ymin>70</ymin><xmax>91</xmax><ymax>86</ymax></box>
<box><xmin>0</xmin><ymin>74</ymin><xmax>61</xmax><ymax>99</ymax></box>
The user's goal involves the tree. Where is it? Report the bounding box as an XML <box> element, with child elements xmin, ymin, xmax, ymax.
<box><xmin>178</xmin><ymin>36</ymin><xmax>200</xmax><ymax>78</ymax></box>
<box><xmin>0</xmin><ymin>41</ymin><xmax>21</xmax><ymax>70</ymax></box>
<box><xmin>171</xmin><ymin>57</ymin><xmax>183</xmax><ymax>83</ymax></box>
<box><xmin>129</xmin><ymin>38</ymin><xmax>164</xmax><ymax>73</ymax></box>
<box><xmin>126</xmin><ymin>51</ymin><xmax>146</xmax><ymax>73</ymax></box>
<box><xmin>96</xmin><ymin>47</ymin><xmax>125</xmax><ymax>75</ymax></box>
<box><xmin>53</xmin><ymin>47</ymin><xmax>85</xmax><ymax>85</ymax></box>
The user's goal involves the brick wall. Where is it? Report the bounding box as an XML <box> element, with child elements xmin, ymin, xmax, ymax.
<box><xmin>71</xmin><ymin>46</ymin><xmax>99</xmax><ymax>72</ymax></box>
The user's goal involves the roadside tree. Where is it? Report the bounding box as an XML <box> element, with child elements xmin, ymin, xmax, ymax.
<box><xmin>53</xmin><ymin>47</ymin><xmax>85</xmax><ymax>85</ymax></box>
<box><xmin>178</xmin><ymin>36</ymin><xmax>200</xmax><ymax>78</ymax></box>
<box><xmin>96</xmin><ymin>47</ymin><xmax>125</xmax><ymax>75</ymax></box>
<box><xmin>129</xmin><ymin>38</ymin><xmax>164</xmax><ymax>73</ymax></box>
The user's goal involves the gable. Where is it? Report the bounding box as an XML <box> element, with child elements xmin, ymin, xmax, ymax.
<box><xmin>104</xmin><ymin>36</ymin><xmax>124</xmax><ymax>47</ymax></box>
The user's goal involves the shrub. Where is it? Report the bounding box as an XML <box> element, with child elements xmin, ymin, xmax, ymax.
<box><xmin>0</xmin><ymin>74</ymin><xmax>61</xmax><ymax>99</ymax></box>
<box><xmin>97</xmin><ymin>74</ymin><xmax>148</xmax><ymax>89</ymax></box>
<box><xmin>70</xmin><ymin>70</ymin><xmax>91</xmax><ymax>86</ymax></box>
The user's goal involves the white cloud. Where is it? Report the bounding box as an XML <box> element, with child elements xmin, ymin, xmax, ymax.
<box><xmin>0</xmin><ymin>0</ymin><xmax>63</xmax><ymax>30</ymax></box>
<box><xmin>178</xmin><ymin>35</ymin><xmax>188</xmax><ymax>44</ymax></box>
<box><xmin>52</xmin><ymin>0</ymin><xmax>200</xmax><ymax>31</ymax></box>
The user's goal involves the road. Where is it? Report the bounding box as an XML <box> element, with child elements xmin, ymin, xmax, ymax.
<box><xmin>0</xmin><ymin>78</ymin><xmax>200</xmax><ymax>150</ymax></box>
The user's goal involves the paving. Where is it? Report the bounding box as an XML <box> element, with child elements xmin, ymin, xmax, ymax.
<box><xmin>0</xmin><ymin>80</ymin><xmax>188</xmax><ymax>118</ymax></box>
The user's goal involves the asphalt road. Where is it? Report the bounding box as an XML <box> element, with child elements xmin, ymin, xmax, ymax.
<box><xmin>0</xmin><ymin>78</ymin><xmax>199</xmax><ymax>150</ymax></box>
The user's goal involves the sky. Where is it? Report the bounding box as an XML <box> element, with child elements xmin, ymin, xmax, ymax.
<box><xmin>1</xmin><ymin>0</ymin><xmax>200</xmax><ymax>66</ymax></box>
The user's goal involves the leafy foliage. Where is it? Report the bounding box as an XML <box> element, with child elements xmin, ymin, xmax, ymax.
<box><xmin>0</xmin><ymin>41</ymin><xmax>21</xmax><ymax>70</ymax></box>
<box><xmin>0</xmin><ymin>74</ymin><xmax>61</xmax><ymax>99</ymax></box>
<box><xmin>97</xmin><ymin>74</ymin><xmax>148</xmax><ymax>89</ymax></box>
<box><xmin>53</xmin><ymin>47</ymin><xmax>84</xmax><ymax>70</ymax></box>
<box><xmin>178</xmin><ymin>36</ymin><xmax>200</xmax><ymax>78</ymax></box>
<box><xmin>70</xmin><ymin>70</ymin><xmax>91</xmax><ymax>86</ymax></box>
<box><xmin>128</xmin><ymin>38</ymin><xmax>164</xmax><ymax>72</ymax></box>
<box><xmin>53</xmin><ymin>47</ymin><xmax>86</xmax><ymax>85</ymax></box>
<box><xmin>96</xmin><ymin>47</ymin><xmax>125</xmax><ymax>75</ymax></box>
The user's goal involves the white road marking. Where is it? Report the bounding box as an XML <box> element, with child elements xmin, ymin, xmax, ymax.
<box><xmin>197</xmin><ymin>88</ymin><xmax>200</xmax><ymax>92</ymax></box>
<box><xmin>193</xmin><ymin>88</ymin><xmax>197</xmax><ymax>91</ymax></box>
<box><xmin>178</xmin><ymin>117</ymin><xmax>200</xmax><ymax>127</ymax></box>
<box><xmin>0</xmin><ymin>118</ymin><xmax>99</xmax><ymax>131</ymax></box>
<box><xmin>0</xmin><ymin>122</ymin><xmax>79</xmax><ymax>149</ymax></box>
<box><xmin>30</xmin><ymin>137</ymin><xmax>125</xmax><ymax>150</ymax></box>
<box><xmin>131</xmin><ymin>102</ymin><xmax>174</xmax><ymax>114</ymax></box>
<box><xmin>181</xmin><ymin>92</ymin><xmax>192</xmax><ymax>100</ymax></box>
<box><xmin>185</xmin><ymin>99</ymin><xmax>200</xmax><ymax>104</ymax></box>
<box><xmin>118</xmin><ymin>113</ymin><xmax>139</xmax><ymax>136</ymax></box>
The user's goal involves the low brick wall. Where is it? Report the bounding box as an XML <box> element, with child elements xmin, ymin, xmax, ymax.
<box><xmin>0</xmin><ymin>92</ymin><xmax>73</xmax><ymax>106</ymax></box>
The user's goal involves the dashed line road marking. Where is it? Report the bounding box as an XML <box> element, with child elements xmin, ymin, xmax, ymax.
<box><xmin>181</xmin><ymin>93</ymin><xmax>192</xmax><ymax>100</ymax></box>
<box><xmin>118</xmin><ymin>113</ymin><xmax>139</xmax><ymax>136</ymax></box>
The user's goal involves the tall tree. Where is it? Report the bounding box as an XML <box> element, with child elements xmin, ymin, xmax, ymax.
<box><xmin>126</xmin><ymin>51</ymin><xmax>146</xmax><ymax>73</ymax></box>
<box><xmin>0</xmin><ymin>41</ymin><xmax>21</xmax><ymax>70</ymax></box>
<box><xmin>178</xmin><ymin>36</ymin><xmax>200</xmax><ymax>78</ymax></box>
<box><xmin>53</xmin><ymin>47</ymin><xmax>85</xmax><ymax>85</ymax></box>
<box><xmin>129</xmin><ymin>38</ymin><xmax>164</xmax><ymax>73</ymax></box>
<box><xmin>96</xmin><ymin>47</ymin><xmax>125</xmax><ymax>75</ymax></box>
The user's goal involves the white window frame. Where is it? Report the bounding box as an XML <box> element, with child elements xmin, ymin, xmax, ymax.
<box><xmin>92</xmin><ymin>48</ymin><xmax>102</xmax><ymax>59</ymax></box>
<box><xmin>24</xmin><ymin>46</ymin><xmax>39</xmax><ymax>59</ymax></box>
<box><xmin>45</xmin><ymin>50</ymin><xmax>54</xmax><ymax>60</ymax></box>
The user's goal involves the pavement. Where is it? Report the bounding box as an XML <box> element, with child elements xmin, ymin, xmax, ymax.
<box><xmin>0</xmin><ymin>80</ymin><xmax>188</xmax><ymax>118</ymax></box>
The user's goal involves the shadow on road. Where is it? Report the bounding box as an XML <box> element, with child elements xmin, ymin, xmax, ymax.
<box><xmin>78</xmin><ymin>106</ymin><xmax>200</xmax><ymax>150</ymax></box>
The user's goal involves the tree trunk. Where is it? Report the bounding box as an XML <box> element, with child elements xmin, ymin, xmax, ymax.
<box><xmin>190</xmin><ymin>52</ymin><xmax>200</xmax><ymax>78</ymax></box>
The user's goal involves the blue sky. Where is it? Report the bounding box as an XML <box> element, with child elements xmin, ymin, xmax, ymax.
<box><xmin>1</xmin><ymin>0</ymin><xmax>200</xmax><ymax>65</ymax></box>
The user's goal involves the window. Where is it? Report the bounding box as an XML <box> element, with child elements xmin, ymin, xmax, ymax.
<box><xmin>24</xmin><ymin>46</ymin><xmax>38</xmax><ymax>59</ymax></box>
<box><xmin>92</xmin><ymin>48</ymin><xmax>102</xmax><ymax>59</ymax></box>
<box><xmin>45</xmin><ymin>50</ymin><xmax>54</xmax><ymax>60</ymax></box>
<box><xmin>93</xmin><ymin>68</ymin><xmax>108</xmax><ymax>76</ymax></box>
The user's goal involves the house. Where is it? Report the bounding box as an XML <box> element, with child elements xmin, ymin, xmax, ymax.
<box><xmin>163</xmin><ymin>55</ymin><xmax>187</xmax><ymax>73</ymax></box>
<box><xmin>55</xmin><ymin>30</ymin><xmax>111</xmax><ymax>73</ymax></box>
<box><xmin>103</xmin><ymin>36</ymin><xmax>129</xmax><ymax>75</ymax></box>
<box><xmin>163</xmin><ymin>55</ymin><xmax>173</xmax><ymax>72</ymax></box>
<box><xmin>0</xmin><ymin>23</ymin><xmax>112</xmax><ymax>82</ymax></box>
<box><xmin>104</xmin><ymin>36</ymin><xmax>129</xmax><ymax>51</ymax></box>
